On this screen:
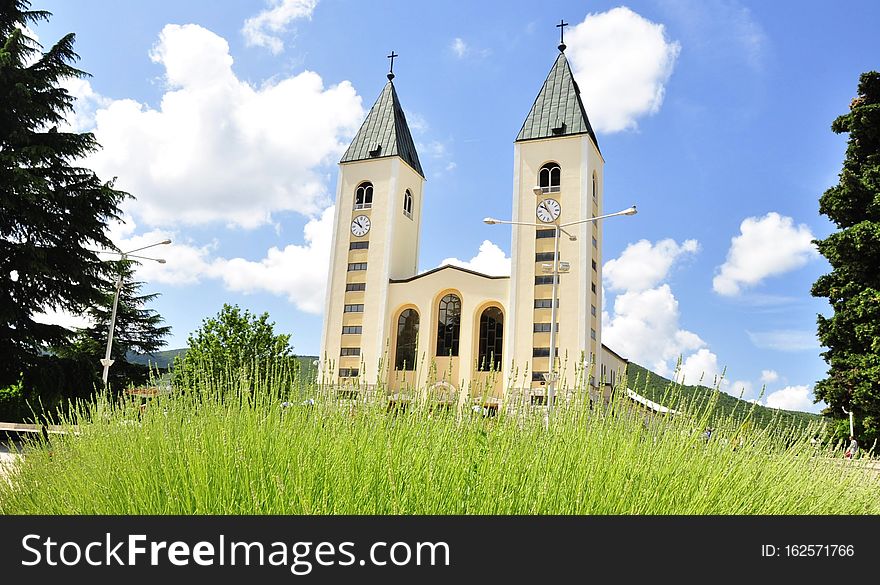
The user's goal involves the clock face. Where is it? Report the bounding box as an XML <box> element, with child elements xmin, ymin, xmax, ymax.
<box><xmin>536</xmin><ymin>198</ymin><xmax>561</xmax><ymax>223</ymax></box>
<box><xmin>351</xmin><ymin>215</ymin><xmax>371</xmax><ymax>237</ymax></box>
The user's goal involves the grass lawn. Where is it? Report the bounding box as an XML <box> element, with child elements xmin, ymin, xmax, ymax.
<box><xmin>1</xmin><ymin>363</ymin><xmax>877</xmax><ymax>515</ymax></box>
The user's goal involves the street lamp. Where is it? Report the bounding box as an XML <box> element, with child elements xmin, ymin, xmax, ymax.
<box><xmin>842</xmin><ymin>405</ymin><xmax>854</xmax><ymax>437</ymax></box>
<box><xmin>99</xmin><ymin>239</ymin><xmax>171</xmax><ymax>386</ymax></box>
<box><xmin>484</xmin><ymin>205</ymin><xmax>636</xmax><ymax>414</ymax></box>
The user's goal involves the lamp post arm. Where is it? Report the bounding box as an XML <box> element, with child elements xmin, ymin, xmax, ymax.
<box><xmin>118</xmin><ymin>239</ymin><xmax>172</xmax><ymax>256</ymax></box>
<box><xmin>559</xmin><ymin>206</ymin><xmax>637</xmax><ymax>229</ymax></box>
<box><xmin>484</xmin><ymin>218</ymin><xmax>544</xmax><ymax>228</ymax></box>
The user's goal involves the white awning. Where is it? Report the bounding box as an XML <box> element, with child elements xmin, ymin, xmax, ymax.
<box><xmin>625</xmin><ymin>388</ymin><xmax>677</xmax><ymax>414</ymax></box>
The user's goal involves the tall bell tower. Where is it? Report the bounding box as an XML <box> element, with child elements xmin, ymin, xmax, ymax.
<box><xmin>319</xmin><ymin>58</ymin><xmax>425</xmax><ymax>384</ymax></box>
<box><xmin>507</xmin><ymin>33</ymin><xmax>605</xmax><ymax>396</ymax></box>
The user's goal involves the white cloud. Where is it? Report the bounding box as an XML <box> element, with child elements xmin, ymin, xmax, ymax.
<box><xmin>440</xmin><ymin>240</ymin><xmax>511</xmax><ymax>277</ymax></box>
<box><xmin>60</xmin><ymin>77</ymin><xmax>112</xmax><ymax>133</ymax></box>
<box><xmin>713</xmin><ymin>212</ymin><xmax>819</xmax><ymax>296</ymax></box>
<box><xmin>210</xmin><ymin>206</ymin><xmax>334</xmax><ymax>313</ymax></box>
<box><xmin>85</xmin><ymin>24</ymin><xmax>364</xmax><ymax>229</ymax></box>
<box><xmin>764</xmin><ymin>385</ymin><xmax>816</xmax><ymax>412</ymax></box>
<box><xmin>566</xmin><ymin>7</ymin><xmax>681</xmax><ymax>133</ymax></box>
<box><xmin>760</xmin><ymin>369</ymin><xmax>779</xmax><ymax>383</ymax></box>
<box><xmin>416</xmin><ymin>139</ymin><xmax>456</xmax><ymax>179</ymax></box>
<box><xmin>729</xmin><ymin>379</ymin><xmax>753</xmax><ymax>397</ymax></box>
<box><xmin>451</xmin><ymin>38</ymin><xmax>468</xmax><ymax>58</ymax></box>
<box><xmin>406</xmin><ymin>111</ymin><xmax>428</xmax><ymax>134</ymax></box>
<box><xmin>31</xmin><ymin>308</ymin><xmax>93</xmax><ymax>331</ymax></box>
<box><xmin>242</xmin><ymin>0</ymin><xmax>317</xmax><ymax>54</ymax></box>
<box><xmin>449</xmin><ymin>37</ymin><xmax>489</xmax><ymax>60</ymax></box>
<box><xmin>104</xmin><ymin>222</ymin><xmax>217</xmax><ymax>287</ymax></box>
<box><xmin>106</xmin><ymin>208</ymin><xmax>335</xmax><ymax>315</ymax></box>
<box><xmin>603</xmin><ymin>284</ymin><xmax>705</xmax><ymax>376</ymax></box>
<box><xmin>674</xmin><ymin>352</ymin><xmax>757</xmax><ymax>397</ymax></box>
<box><xmin>747</xmin><ymin>329</ymin><xmax>819</xmax><ymax>352</ymax></box>
<box><xmin>675</xmin><ymin>348</ymin><xmax>724</xmax><ymax>388</ymax></box>
<box><xmin>603</xmin><ymin>238</ymin><xmax>698</xmax><ymax>292</ymax></box>
<box><xmin>602</xmin><ymin>237</ymin><xmax>707</xmax><ymax>377</ymax></box>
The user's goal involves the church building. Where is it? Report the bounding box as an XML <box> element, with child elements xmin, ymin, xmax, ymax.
<box><xmin>319</xmin><ymin>34</ymin><xmax>630</xmax><ymax>405</ymax></box>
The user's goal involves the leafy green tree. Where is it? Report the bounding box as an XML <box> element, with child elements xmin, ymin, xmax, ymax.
<box><xmin>0</xmin><ymin>1</ymin><xmax>128</xmax><ymax>389</ymax></box>
<box><xmin>62</xmin><ymin>259</ymin><xmax>171</xmax><ymax>390</ymax></box>
<box><xmin>173</xmin><ymin>304</ymin><xmax>294</xmax><ymax>390</ymax></box>
<box><xmin>812</xmin><ymin>71</ymin><xmax>880</xmax><ymax>446</ymax></box>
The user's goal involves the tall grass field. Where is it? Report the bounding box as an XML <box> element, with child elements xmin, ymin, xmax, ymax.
<box><xmin>1</xmin><ymin>360</ymin><xmax>878</xmax><ymax>514</ymax></box>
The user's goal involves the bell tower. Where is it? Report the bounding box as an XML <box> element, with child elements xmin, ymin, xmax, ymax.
<box><xmin>319</xmin><ymin>57</ymin><xmax>425</xmax><ymax>385</ymax></box>
<box><xmin>507</xmin><ymin>35</ymin><xmax>605</xmax><ymax>397</ymax></box>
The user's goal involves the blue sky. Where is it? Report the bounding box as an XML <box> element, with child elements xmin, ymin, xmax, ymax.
<box><xmin>29</xmin><ymin>0</ymin><xmax>880</xmax><ymax>412</ymax></box>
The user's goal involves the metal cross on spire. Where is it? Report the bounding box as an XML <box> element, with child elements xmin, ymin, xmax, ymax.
<box><xmin>556</xmin><ymin>19</ymin><xmax>568</xmax><ymax>52</ymax></box>
<box><xmin>387</xmin><ymin>50</ymin><xmax>398</xmax><ymax>81</ymax></box>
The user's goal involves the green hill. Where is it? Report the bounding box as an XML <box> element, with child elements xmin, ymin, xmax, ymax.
<box><xmin>126</xmin><ymin>349</ymin><xmax>320</xmax><ymax>380</ymax></box>
<box><xmin>126</xmin><ymin>348</ymin><xmax>187</xmax><ymax>369</ymax></box>
<box><xmin>626</xmin><ymin>361</ymin><xmax>820</xmax><ymax>432</ymax></box>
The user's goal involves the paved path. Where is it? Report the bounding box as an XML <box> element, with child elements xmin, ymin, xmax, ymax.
<box><xmin>0</xmin><ymin>442</ymin><xmax>22</xmax><ymax>481</ymax></box>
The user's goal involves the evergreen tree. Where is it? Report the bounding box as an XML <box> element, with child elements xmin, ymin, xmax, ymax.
<box><xmin>63</xmin><ymin>259</ymin><xmax>172</xmax><ymax>390</ymax></box>
<box><xmin>0</xmin><ymin>1</ymin><xmax>128</xmax><ymax>387</ymax></box>
<box><xmin>812</xmin><ymin>71</ymin><xmax>880</xmax><ymax>445</ymax></box>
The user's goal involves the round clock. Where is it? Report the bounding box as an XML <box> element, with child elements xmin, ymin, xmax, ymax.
<box><xmin>351</xmin><ymin>215</ymin><xmax>371</xmax><ymax>237</ymax></box>
<box><xmin>536</xmin><ymin>198</ymin><xmax>561</xmax><ymax>223</ymax></box>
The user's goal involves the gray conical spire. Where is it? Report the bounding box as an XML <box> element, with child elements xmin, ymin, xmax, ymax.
<box><xmin>516</xmin><ymin>51</ymin><xmax>599</xmax><ymax>150</ymax></box>
<box><xmin>340</xmin><ymin>80</ymin><xmax>423</xmax><ymax>177</ymax></box>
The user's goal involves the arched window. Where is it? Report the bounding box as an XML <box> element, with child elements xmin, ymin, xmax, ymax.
<box><xmin>403</xmin><ymin>189</ymin><xmax>413</xmax><ymax>219</ymax></box>
<box><xmin>394</xmin><ymin>309</ymin><xmax>419</xmax><ymax>371</ymax></box>
<box><xmin>436</xmin><ymin>294</ymin><xmax>461</xmax><ymax>357</ymax></box>
<box><xmin>539</xmin><ymin>162</ymin><xmax>561</xmax><ymax>194</ymax></box>
<box><xmin>592</xmin><ymin>172</ymin><xmax>598</xmax><ymax>200</ymax></box>
<box><xmin>354</xmin><ymin>182</ymin><xmax>373</xmax><ymax>209</ymax></box>
<box><xmin>478</xmin><ymin>307</ymin><xmax>503</xmax><ymax>371</ymax></box>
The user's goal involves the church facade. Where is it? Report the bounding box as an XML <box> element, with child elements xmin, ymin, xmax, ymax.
<box><xmin>319</xmin><ymin>43</ymin><xmax>629</xmax><ymax>404</ymax></box>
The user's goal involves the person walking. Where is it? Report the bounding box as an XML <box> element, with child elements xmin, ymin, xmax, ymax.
<box><xmin>845</xmin><ymin>435</ymin><xmax>859</xmax><ymax>459</ymax></box>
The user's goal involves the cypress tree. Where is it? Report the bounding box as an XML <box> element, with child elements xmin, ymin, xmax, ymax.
<box><xmin>812</xmin><ymin>71</ymin><xmax>880</xmax><ymax>445</ymax></box>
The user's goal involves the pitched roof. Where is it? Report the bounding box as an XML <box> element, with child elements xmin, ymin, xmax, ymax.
<box><xmin>388</xmin><ymin>264</ymin><xmax>509</xmax><ymax>284</ymax></box>
<box><xmin>340</xmin><ymin>80</ymin><xmax>424</xmax><ymax>177</ymax></box>
<box><xmin>515</xmin><ymin>51</ymin><xmax>599</xmax><ymax>149</ymax></box>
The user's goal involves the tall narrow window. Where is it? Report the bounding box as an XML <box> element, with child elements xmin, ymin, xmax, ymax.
<box><xmin>403</xmin><ymin>189</ymin><xmax>414</xmax><ymax>219</ymax></box>
<box><xmin>539</xmin><ymin>162</ymin><xmax>561</xmax><ymax>193</ymax></box>
<box><xmin>394</xmin><ymin>309</ymin><xmax>420</xmax><ymax>371</ymax></box>
<box><xmin>354</xmin><ymin>182</ymin><xmax>373</xmax><ymax>210</ymax></box>
<box><xmin>592</xmin><ymin>172</ymin><xmax>598</xmax><ymax>200</ymax></box>
<box><xmin>436</xmin><ymin>294</ymin><xmax>461</xmax><ymax>356</ymax></box>
<box><xmin>478</xmin><ymin>307</ymin><xmax>503</xmax><ymax>371</ymax></box>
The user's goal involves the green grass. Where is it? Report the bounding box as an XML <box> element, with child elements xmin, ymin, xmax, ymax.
<box><xmin>1</xmin><ymin>362</ymin><xmax>876</xmax><ymax>515</ymax></box>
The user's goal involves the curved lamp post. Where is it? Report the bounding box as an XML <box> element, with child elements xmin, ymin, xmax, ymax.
<box><xmin>484</xmin><ymin>205</ymin><xmax>637</xmax><ymax>414</ymax></box>
<box><xmin>100</xmin><ymin>239</ymin><xmax>171</xmax><ymax>386</ymax></box>
<box><xmin>842</xmin><ymin>405</ymin><xmax>854</xmax><ymax>437</ymax></box>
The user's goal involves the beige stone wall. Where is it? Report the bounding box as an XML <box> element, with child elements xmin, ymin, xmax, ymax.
<box><xmin>385</xmin><ymin>267</ymin><xmax>509</xmax><ymax>397</ymax></box>
<box><xmin>319</xmin><ymin>157</ymin><xmax>424</xmax><ymax>384</ymax></box>
<box><xmin>599</xmin><ymin>345</ymin><xmax>629</xmax><ymax>402</ymax></box>
<box><xmin>508</xmin><ymin>134</ymin><xmax>604</xmax><ymax>395</ymax></box>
